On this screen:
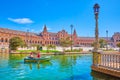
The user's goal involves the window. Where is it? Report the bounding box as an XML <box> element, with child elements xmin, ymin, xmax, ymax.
<box><xmin>52</xmin><ymin>38</ymin><xmax>54</xmax><ymax>40</ymax></box>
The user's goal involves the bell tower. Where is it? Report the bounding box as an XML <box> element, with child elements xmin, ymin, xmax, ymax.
<box><xmin>73</xmin><ymin>29</ymin><xmax>77</xmax><ymax>38</ymax></box>
<box><xmin>43</xmin><ymin>24</ymin><xmax>47</xmax><ymax>33</ymax></box>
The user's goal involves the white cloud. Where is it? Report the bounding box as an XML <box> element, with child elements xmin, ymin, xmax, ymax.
<box><xmin>8</xmin><ymin>18</ymin><xmax>33</xmax><ymax>24</ymax></box>
<box><xmin>47</xmin><ymin>27</ymin><xmax>51</xmax><ymax>30</ymax></box>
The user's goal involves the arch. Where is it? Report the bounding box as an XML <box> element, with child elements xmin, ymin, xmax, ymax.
<box><xmin>29</xmin><ymin>40</ymin><xmax>31</xmax><ymax>43</ymax></box>
<box><xmin>32</xmin><ymin>41</ymin><xmax>34</xmax><ymax>43</ymax></box>
<box><xmin>1</xmin><ymin>38</ymin><xmax>4</xmax><ymax>42</ymax></box>
<box><xmin>5</xmin><ymin>38</ymin><xmax>8</xmax><ymax>42</ymax></box>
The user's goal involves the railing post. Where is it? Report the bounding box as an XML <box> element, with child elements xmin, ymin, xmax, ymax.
<box><xmin>118</xmin><ymin>55</ymin><xmax>119</xmax><ymax>69</ymax></box>
<box><xmin>108</xmin><ymin>54</ymin><xmax>110</xmax><ymax>68</ymax></box>
<box><xmin>116</xmin><ymin>55</ymin><xmax>117</xmax><ymax>69</ymax></box>
<box><xmin>110</xmin><ymin>54</ymin><xmax>112</xmax><ymax>68</ymax></box>
<box><xmin>105</xmin><ymin>54</ymin><xmax>106</xmax><ymax>66</ymax></box>
<box><xmin>113</xmin><ymin>55</ymin><xmax>115</xmax><ymax>69</ymax></box>
<box><xmin>98</xmin><ymin>52</ymin><xmax>101</xmax><ymax>66</ymax></box>
<box><xmin>103</xmin><ymin>54</ymin><xmax>105</xmax><ymax>66</ymax></box>
<box><xmin>115</xmin><ymin>55</ymin><xmax>117</xmax><ymax>69</ymax></box>
<box><xmin>93</xmin><ymin>52</ymin><xmax>102</xmax><ymax>66</ymax></box>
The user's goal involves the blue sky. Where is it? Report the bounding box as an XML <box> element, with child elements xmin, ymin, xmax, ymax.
<box><xmin>0</xmin><ymin>0</ymin><xmax>120</xmax><ymax>37</ymax></box>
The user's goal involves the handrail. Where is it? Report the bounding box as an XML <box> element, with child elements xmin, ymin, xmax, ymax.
<box><xmin>93</xmin><ymin>52</ymin><xmax>120</xmax><ymax>71</ymax></box>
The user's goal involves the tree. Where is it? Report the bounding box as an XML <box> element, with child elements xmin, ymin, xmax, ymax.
<box><xmin>46</xmin><ymin>45</ymin><xmax>51</xmax><ymax>51</ymax></box>
<box><xmin>31</xmin><ymin>44</ymin><xmax>42</xmax><ymax>51</ymax></box>
<box><xmin>46</xmin><ymin>44</ymin><xmax>56</xmax><ymax>52</ymax></box>
<box><xmin>99</xmin><ymin>39</ymin><xmax>107</xmax><ymax>48</ymax></box>
<box><xmin>92</xmin><ymin>39</ymin><xmax>107</xmax><ymax>48</ymax></box>
<box><xmin>59</xmin><ymin>37</ymin><xmax>71</xmax><ymax>52</ymax></box>
<box><xmin>9</xmin><ymin>37</ymin><xmax>25</xmax><ymax>50</ymax></box>
<box><xmin>46</xmin><ymin>45</ymin><xmax>51</xmax><ymax>52</ymax></box>
<box><xmin>51</xmin><ymin>45</ymin><xmax>56</xmax><ymax>50</ymax></box>
<box><xmin>117</xmin><ymin>43</ymin><xmax>120</xmax><ymax>52</ymax></box>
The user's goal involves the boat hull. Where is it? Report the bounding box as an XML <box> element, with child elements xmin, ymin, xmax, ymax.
<box><xmin>24</xmin><ymin>57</ymin><xmax>50</xmax><ymax>63</ymax></box>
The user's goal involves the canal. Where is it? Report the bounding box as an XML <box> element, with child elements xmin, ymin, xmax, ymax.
<box><xmin>0</xmin><ymin>53</ymin><xmax>119</xmax><ymax>80</ymax></box>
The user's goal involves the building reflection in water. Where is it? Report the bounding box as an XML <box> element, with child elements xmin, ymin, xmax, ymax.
<box><xmin>0</xmin><ymin>53</ymin><xmax>9</xmax><ymax>60</ymax></box>
<box><xmin>0</xmin><ymin>53</ymin><xmax>9</xmax><ymax>68</ymax></box>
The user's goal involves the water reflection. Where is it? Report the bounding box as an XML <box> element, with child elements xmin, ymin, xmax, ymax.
<box><xmin>51</xmin><ymin>54</ymin><xmax>83</xmax><ymax>80</ymax></box>
<box><xmin>0</xmin><ymin>53</ymin><xmax>9</xmax><ymax>60</ymax></box>
<box><xmin>0</xmin><ymin>53</ymin><xmax>9</xmax><ymax>68</ymax></box>
<box><xmin>7</xmin><ymin>54</ymin><xmax>28</xmax><ymax>69</ymax></box>
<box><xmin>52</xmin><ymin>55</ymin><xmax>80</xmax><ymax>69</ymax></box>
<box><xmin>25</xmin><ymin>61</ymin><xmax>52</xmax><ymax>70</ymax></box>
<box><xmin>9</xmin><ymin>54</ymin><xmax>28</xmax><ymax>60</ymax></box>
<box><xmin>91</xmin><ymin>70</ymin><xmax>120</xmax><ymax>80</ymax></box>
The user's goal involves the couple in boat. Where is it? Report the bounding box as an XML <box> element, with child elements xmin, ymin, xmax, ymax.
<box><xmin>29</xmin><ymin>52</ymin><xmax>41</xmax><ymax>59</ymax></box>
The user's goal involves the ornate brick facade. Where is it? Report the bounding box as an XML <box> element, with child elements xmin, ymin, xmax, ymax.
<box><xmin>112</xmin><ymin>32</ymin><xmax>120</xmax><ymax>46</ymax></box>
<box><xmin>0</xmin><ymin>25</ymin><xmax>120</xmax><ymax>50</ymax></box>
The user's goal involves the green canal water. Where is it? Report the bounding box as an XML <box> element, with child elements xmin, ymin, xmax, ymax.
<box><xmin>0</xmin><ymin>53</ymin><xmax>119</xmax><ymax>80</ymax></box>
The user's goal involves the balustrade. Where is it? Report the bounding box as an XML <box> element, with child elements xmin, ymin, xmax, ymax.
<box><xmin>93</xmin><ymin>52</ymin><xmax>120</xmax><ymax>71</ymax></box>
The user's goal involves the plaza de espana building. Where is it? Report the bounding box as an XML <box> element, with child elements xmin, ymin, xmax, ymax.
<box><xmin>0</xmin><ymin>25</ymin><xmax>120</xmax><ymax>52</ymax></box>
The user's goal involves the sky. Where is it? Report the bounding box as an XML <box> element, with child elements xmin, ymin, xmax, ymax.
<box><xmin>0</xmin><ymin>0</ymin><xmax>120</xmax><ymax>37</ymax></box>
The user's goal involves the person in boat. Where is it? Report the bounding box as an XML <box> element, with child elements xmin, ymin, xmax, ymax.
<box><xmin>37</xmin><ymin>52</ymin><xmax>41</xmax><ymax>58</ymax></box>
<box><xmin>29</xmin><ymin>52</ymin><xmax>34</xmax><ymax>58</ymax></box>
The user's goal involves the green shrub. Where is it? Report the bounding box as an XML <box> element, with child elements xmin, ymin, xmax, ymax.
<box><xmin>65</xmin><ymin>48</ymin><xmax>83</xmax><ymax>52</ymax></box>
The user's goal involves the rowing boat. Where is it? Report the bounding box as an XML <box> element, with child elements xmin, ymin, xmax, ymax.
<box><xmin>24</xmin><ymin>56</ymin><xmax>51</xmax><ymax>63</ymax></box>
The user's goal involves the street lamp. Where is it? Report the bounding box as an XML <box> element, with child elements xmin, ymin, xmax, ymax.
<box><xmin>106</xmin><ymin>30</ymin><xmax>108</xmax><ymax>50</ymax></box>
<box><xmin>70</xmin><ymin>24</ymin><xmax>73</xmax><ymax>51</ymax></box>
<box><xmin>93</xmin><ymin>3</ymin><xmax>100</xmax><ymax>52</ymax></box>
<box><xmin>27</xmin><ymin>29</ymin><xmax>30</xmax><ymax>49</ymax></box>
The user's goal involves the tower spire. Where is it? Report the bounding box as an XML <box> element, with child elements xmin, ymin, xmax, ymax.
<box><xmin>43</xmin><ymin>24</ymin><xmax>47</xmax><ymax>32</ymax></box>
<box><xmin>73</xmin><ymin>29</ymin><xmax>77</xmax><ymax>36</ymax></box>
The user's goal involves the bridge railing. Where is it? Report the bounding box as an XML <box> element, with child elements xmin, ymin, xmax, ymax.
<box><xmin>93</xmin><ymin>52</ymin><xmax>120</xmax><ymax>71</ymax></box>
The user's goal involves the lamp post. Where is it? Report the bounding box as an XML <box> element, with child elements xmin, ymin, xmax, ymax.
<box><xmin>27</xmin><ymin>29</ymin><xmax>29</xmax><ymax>49</ymax></box>
<box><xmin>106</xmin><ymin>30</ymin><xmax>108</xmax><ymax>50</ymax></box>
<box><xmin>70</xmin><ymin>24</ymin><xmax>73</xmax><ymax>51</ymax></box>
<box><xmin>93</xmin><ymin>3</ymin><xmax>100</xmax><ymax>52</ymax></box>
